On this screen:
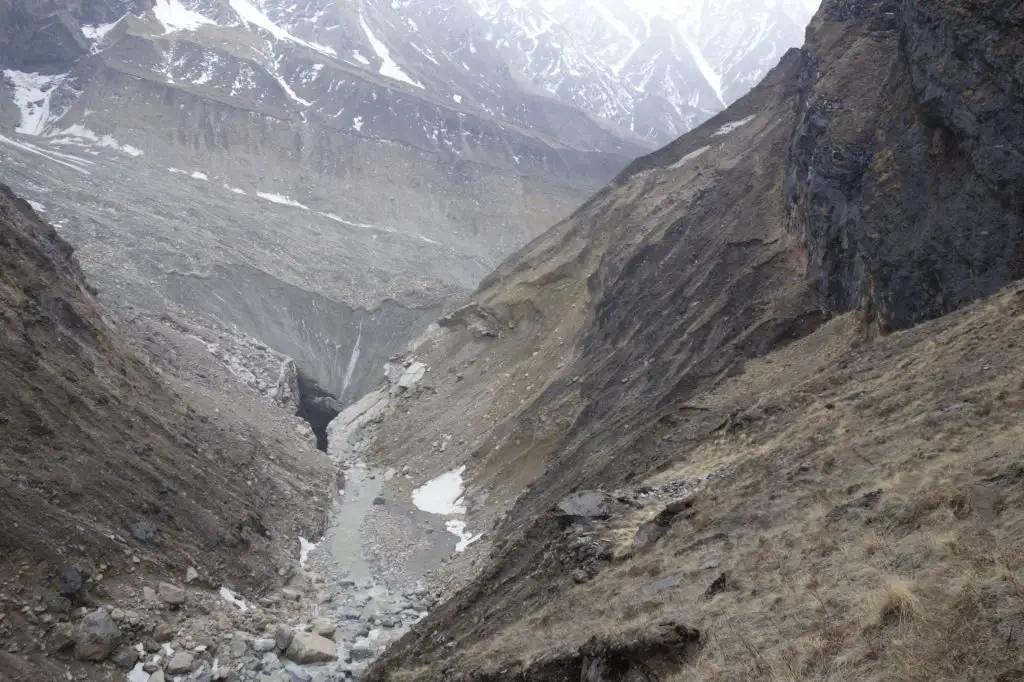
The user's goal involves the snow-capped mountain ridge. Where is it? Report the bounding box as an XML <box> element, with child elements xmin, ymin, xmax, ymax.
<box><xmin>467</xmin><ymin>0</ymin><xmax>816</xmax><ymax>141</ymax></box>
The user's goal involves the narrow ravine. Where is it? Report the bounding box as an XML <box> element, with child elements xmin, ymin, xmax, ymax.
<box><xmin>287</xmin><ymin>360</ymin><xmax>477</xmax><ymax>679</ymax></box>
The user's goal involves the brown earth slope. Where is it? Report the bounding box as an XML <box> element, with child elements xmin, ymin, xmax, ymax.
<box><xmin>0</xmin><ymin>184</ymin><xmax>332</xmax><ymax>677</ymax></box>
<box><xmin>362</xmin><ymin>0</ymin><xmax>1024</xmax><ymax>679</ymax></box>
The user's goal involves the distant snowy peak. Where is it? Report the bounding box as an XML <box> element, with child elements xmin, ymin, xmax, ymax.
<box><xmin>466</xmin><ymin>0</ymin><xmax>817</xmax><ymax>141</ymax></box>
<box><xmin>2</xmin><ymin>0</ymin><xmax>816</xmax><ymax>149</ymax></box>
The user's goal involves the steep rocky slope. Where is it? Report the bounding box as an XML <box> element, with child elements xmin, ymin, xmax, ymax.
<box><xmin>350</xmin><ymin>0</ymin><xmax>1024</xmax><ymax>678</ymax></box>
<box><xmin>0</xmin><ymin>182</ymin><xmax>338</xmax><ymax>677</ymax></box>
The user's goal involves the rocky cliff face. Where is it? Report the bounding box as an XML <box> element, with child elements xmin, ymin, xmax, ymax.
<box><xmin>354</xmin><ymin>0</ymin><xmax>1024</xmax><ymax>678</ymax></box>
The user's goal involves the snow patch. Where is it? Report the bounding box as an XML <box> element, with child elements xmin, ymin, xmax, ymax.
<box><xmin>668</xmin><ymin>145</ymin><xmax>710</xmax><ymax>169</ymax></box>
<box><xmin>225</xmin><ymin>185</ymin><xmax>247</xmax><ymax>195</ymax></box>
<box><xmin>0</xmin><ymin>133</ymin><xmax>92</xmax><ymax>174</ymax></box>
<box><xmin>298</xmin><ymin>537</ymin><xmax>319</xmax><ymax>568</ymax></box>
<box><xmin>82</xmin><ymin>20</ymin><xmax>120</xmax><ymax>51</ymax></box>
<box><xmin>257</xmin><ymin>191</ymin><xmax>309</xmax><ymax>209</ymax></box>
<box><xmin>412</xmin><ymin>466</ymin><xmax>467</xmax><ymax>516</ymax></box>
<box><xmin>352</xmin><ymin>115</ymin><xmax>364</xmax><ymax>131</ymax></box>
<box><xmin>341</xmin><ymin>322</ymin><xmax>363</xmax><ymax>396</ymax></box>
<box><xmin>359</xmin><ymin>15</ymin><xmax>424</xmax><ymax>89</ymax></box>
<box><xmin>3</xmin><ymin>70</ymin><xmax>68</xmax><ymax>135</ymax></box>
<box><xmin>680</xmin><ymin>32</ymin><xmax>725</xmax><ymax>107</ymax></box>
<box><xmin>27</xmin><ymin>200</ymin><xmax>45</xmax><ymax>213</ymax></box>
<box><xmin>219</xmin><ymin>587</ymin><xmax>250</xmax><ymax>611</ymax></box>
<box><xmin>446</xmin><ymin>520</ymin><xmax>482</xmax><ymax>553</ymax></box>
<box><xmin>229</xmin><ymin>0</ymin><xmax>336</xmax><ymax>56</ymax></box>
<box><xmin>713</xmin><ymin>114</ymin><xmax>756</xmax><ymax>136</ymax></box>
<box><xmin>51</xmin><ymin>125</ymin><xmax>144</xmax><ymax>156</ymax></box>
<box><xmin>190</xmin><ymin>170</ymin><xmax>208</xmax><ymax>180</ymax></box>
<box><xmin>452</xmin><ymin>94</ymin><xmax>462</xmax><ymax>103</ymax></box>
<box><xmin>153</xmin><ymin>0</ymin><xmax>214</xmax><ymax>34</ymax></box>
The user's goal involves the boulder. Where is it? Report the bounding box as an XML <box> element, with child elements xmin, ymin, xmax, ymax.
<box><xmin>165</xmin><ymin>651</ymin><xmax>195</xmax><ymax>674</ymax></box>
<box><xmin>310</xmin><ymin>617</ymin><xmax>337</xmax><ymax>639</ymax></box>
<box><xmin>252</xmin><ymin>637</ymin><xmax>277</xmax><ymax>653</ymax></box>
<box><xmin>59</xmin><ymin>566</ymin><xmax>87</xmax><ymax>599</ymax></box>
<box><xmin>158</xmin><ymin>582</ymin><xmax>186</xmax><ymax>606</ymax></box>
<box><xmin>152</xmin><ymin>622</ymin><xmax>174</xmax><ymax>642</ymax></box>
<box><xmin>110</xmin><ymin>645</ymin><xmax>140</xmax><ymax>669</ymax></box>
<box><xmin>49</xmin><ymin>622</ymin><xmax>76</xmax><ymax>652</ymax></box>
<box><xmin>349</xmin><ymin>642</ymin><xmax>378</xmax><ymax>661</ymax></box>
<box><xmin>74</xmin><ymin>608</ymin><xmax>122</xmax><ymax>661</ymax></box>
<box><xmin>285</xmin><ymin>632</ymin><xmax>338</xmax><ymax>664</ymax></box>
<box><xmin>274</xmin><ymin>623</ymin><xmax>294</xmax><ymax>651</ymax></box>
<box><xmin>185</xmin><ymin>567</ymin><xmax>199</xmax><ymax>584</ymax></box>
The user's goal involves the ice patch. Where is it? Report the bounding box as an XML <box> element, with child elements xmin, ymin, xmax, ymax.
<box><xmin>153</xmin><ymin>0</ymin><xmax>214</xmax><ymax>34</ymax></box>
<box><xmin>257</xmin><ymin>191</ymin><xmax>309</xmax><ymax>209</ymax></box>
<box><xmin>359</xmin><ymin>15</ymin><xmax>424</xmax><ymax>89</ymax></box>
<box><xmin>219</xmin><ymin>586</ymin><xmax>250</xmax><ymax>611</ymax></box>
<box><xmin>412</xmin><ymin>466</ymin><xmax>467</xmax><ymax>516</ymax></box>
<box><xmin>3</xmin><ymin>70</ymin><xmax>68</xmax><ymax>135</ymax></box>
<box><xmin>713</xmin><ymin>115</ymin><xmax>756</xmax><ymax>136</ymax></box>
<box><xmin>299</xmin><ymin>537</ymin><xmax>319</xmax><ymax>568</ymax></box>
<box><xmin>445</xmin><ymin>520</ymin><xmax>482</xmax><ymax>552</ymax></box>
<box><xmin>668</xmin><ymin>145</ymin><xmax>710</xmax><ymax>169</ymax></box>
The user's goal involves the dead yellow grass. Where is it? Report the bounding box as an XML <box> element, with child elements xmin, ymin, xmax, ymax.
<box><xmin>427</xmin><ymin>285</ymin><xmax>1024</xmax><ymax>682</ymax></box>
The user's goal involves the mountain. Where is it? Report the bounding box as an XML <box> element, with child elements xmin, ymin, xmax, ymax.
<box><xmin>0</xmin><ymin>0</ymin><xmax>813</xmax><ymax>424</ymax></box>
<box><xmin>0</xmin><ymin>0</ymin><xmax>652</xmax><ymax>422</ymax></box>
<box><xmin>468</xmin><ymin>0</ymin><xmax>818</xmax><ymax>142</ymax></box>
<box><xmin>340</xmin><ymin>0</ymin><xmax>1023</xmax><ymax>678</ymax></box>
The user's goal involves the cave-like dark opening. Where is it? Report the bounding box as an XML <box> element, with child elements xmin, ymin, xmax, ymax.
<box><xmin>296</xmin><ymin>370</ymin><xmax>343</xmax><ymax>452</ymax></box>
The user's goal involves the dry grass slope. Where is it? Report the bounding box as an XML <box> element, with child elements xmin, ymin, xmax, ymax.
<box><xmin>397</xmin><ymin>283</ymin><xmax>1024</xmax><ymax>681</ymax></box>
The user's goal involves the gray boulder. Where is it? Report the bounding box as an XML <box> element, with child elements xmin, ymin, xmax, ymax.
<box><xmin>274</xmin><ymin>623</ymin><xmax>294</xmax><ymax>651</ymax></box>
<box><xmin>166</xmin><ymin>651</ymin><xmax>195</xmax><ymax>674</ymax></box>
<box><xmin>285</xmin><ymin>632</ymin><xmax>338</xmax><ymax>664</ymax></box>
<box><xmin>158</xmin><ymin>581</ymin><xmax>186</xmax><ymax>606</ymax></box>
<box><xmin>74</xmin><ymin>608</ymin><xmax>122</xmax><ymax>661</ymax></box>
